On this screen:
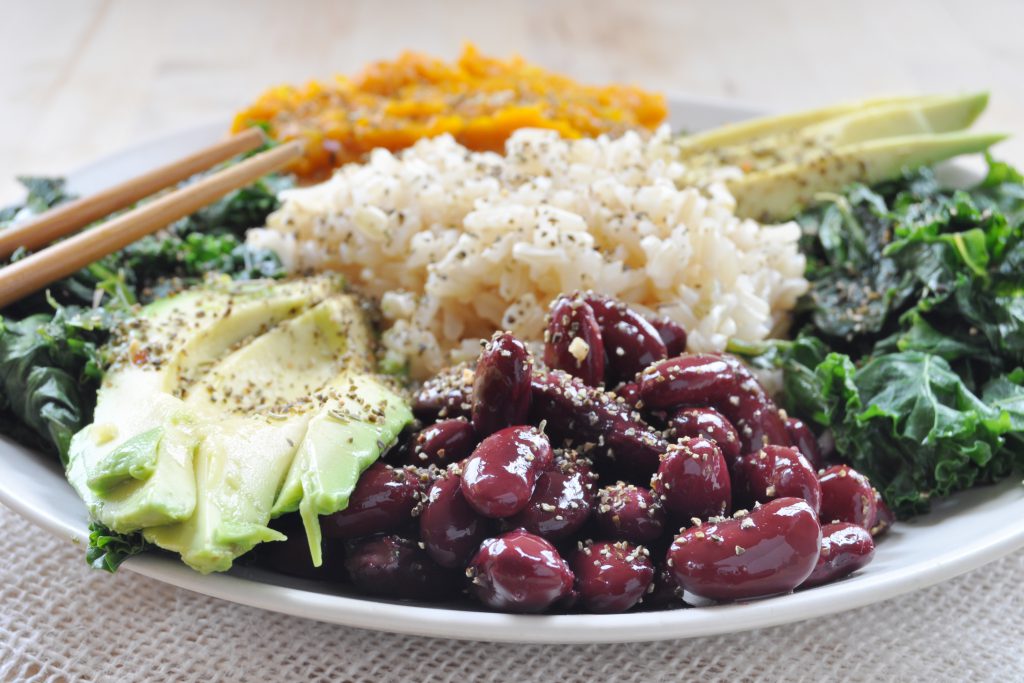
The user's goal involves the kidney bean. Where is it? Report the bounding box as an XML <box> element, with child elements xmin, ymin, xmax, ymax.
<box><xmin>614</xmin><ymin>381</ymin><xmax>643</xmax><ymax>410</ymax></box>
<box><xmin>468</xmin><ymin>530</ymin><xmax>576</xmax><ymax>613</ymax></box>
<box><xmin>413</xmin><ymin>362</ymin><xmax>474</xmax><ymax>421</ymax></box>
<box><xmin>544</xmin><ymin>295</ymin><xmax>605</xmax><ymax>387</ymax></box>
<box><xmin>666</xmin><ymin>498</ymin><xmax>821</xmax><ymax>601</ymax></box>
<box><xmin>420</xmin><ymin>467</ymin><xmax>492</xmax><ymax>568</ymax></box>
<box><xmin>602</xmin><ymin>320</ymin><xmax>669</xmax><ymax>385</ymax></box>
<box><xmin>405</xmin><ymin>418</ymin><xmax>477</xmax><ymax>467</ymax></box>
<box><xmin>321</xmin><ymin>463</ymin><xmax>425</xmax><ymax>539</ymax></box>
<box><xmin>651</xmin><ymin>437</ymin><xmax>732</xmax><ymax>522</ymax></box>
<box><xmin>869</xmin><ymin>490</ymin><xmax>895</xmax><ymax>537</ymax></box>
<box><xmin>594</xmin><ymin>482</ymin><xmax>666</xmax><ymax>544</ymax></box>
<box><xmin>571</xmin><ymin>541</ymin><xmax>654</xmax><ymax>613</ymax></box>
<box><xmin>802</xmin><ymin>522</ymin><xmax>875</xmax><ymax>588</ymax></box>
<box><xmin>471</xmin><ymin>332</ymin><xmax>533</xmax><ymax>436</ymax></box>
<box><xmin>583</xmin><ymin>293</ymin><xmax>667</xmax><ymax>384</ymax></box>
<box><xmin>668</xmin><ymin>407</ymin><xmax>742</xmax><ymax>461</ymax></box>
<box><xmin>819</xmin><ymin>465</ymin><xmax>878</xmax><ymax>529</ymax></box>
<box><xmin>648</xmin><ymin>316</ymin><xmax>688</xmax><ymax>357</ymax></box>
<box><xmin>733</xmin><ymin>445</ymin><xmax>821</xmax><ymax>514</ymax></box>
<box><xmin>638</xmin><ymin>354</ymin><xmax>789</xmax><ymax>453</ymax></box>
<box><xmin>530</xmin><ymin>370</ymin><xmax>667</xmax><ymax>481</ymax></box>
<box><xmin>461</xmin><ymin>425</ymin><xmax>552</xmax><ymax>518</ymax></box>
<box><xmin>345</xmin><ymin>535</ymin><xmax>461</xmax><ymax>600</ymax></box>
<box><xmin>507</xmin><ymin>463</ymin><xmax>595</xmax><ymax>541</ymax></box>
<box><xmin>785</xmin><ymin>417</ymin><xmax>823</xmax><ymax>470</ymax></box>
<box><xmin>643</xmin><ymin>562</ymin><xmax>685</xmax><ymax>610</ymax></box>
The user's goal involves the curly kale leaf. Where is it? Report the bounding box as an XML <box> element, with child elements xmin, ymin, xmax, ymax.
<box><xmin>0</xmin><ymin>307</ymin><xmax>111</xmax><ymax>462</ymax></box>
<box><xmin>780</xmin><ymin>159</ymin><xmax>1024</xmax><ymax>516</ymax></box>
<box><xmin>0</xmin><ymin>176</ymin><xmax>71</xmax><ymax>225</ymax></box>
<box><xmin>86</xmin><ymin>522</ymin><xmax>149</xmax><ymax>572</ymax></box>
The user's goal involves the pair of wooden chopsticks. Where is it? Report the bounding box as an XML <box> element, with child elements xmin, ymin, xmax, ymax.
<box><xmin>0</xmin><ymin>128</ymin><xmax>303</xmax><ymax>309</ymax></box>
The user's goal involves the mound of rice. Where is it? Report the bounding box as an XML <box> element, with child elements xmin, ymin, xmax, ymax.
<box><xmin>248</xmin><ymin>127</ymin><xmax>808</xmax><ymax>379</ymax></box>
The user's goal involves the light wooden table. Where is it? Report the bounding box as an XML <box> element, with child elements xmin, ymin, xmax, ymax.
<box><xmin>2</xmin><ymin>0</ymin><xmax>1022</xmax><ymax>203</ymax></box>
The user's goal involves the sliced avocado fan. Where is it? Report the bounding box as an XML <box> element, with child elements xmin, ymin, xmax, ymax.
<box><xmin>676</xmin><ymin>92</ymin><xmax>1007</xmax><ymax>220</ymax></box>
<box><xmin>677</xmin><ymin>94</ymin><xmax>923</xmax><ymax>155</ymax></box>
<box><xmin>732</xmin><ymin>131</ymin><xmax>1007</xmax><ymax>221</ymax></box>
<box><xmin>66</xmin><ymin>275</ymin><xmax>412</xmax><ymax>573</ymax></box>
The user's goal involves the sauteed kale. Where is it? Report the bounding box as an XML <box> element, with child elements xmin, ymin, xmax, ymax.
<box><xmin>750</xmin><ymin>158</ymin><xmax>1024</xmax><ymax>516</ymax></box>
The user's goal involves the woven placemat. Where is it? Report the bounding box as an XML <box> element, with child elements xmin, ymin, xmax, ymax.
<box><xmin>1</xmin><ymin>502</ymin><xmax>1021</xmax><ymax>682</ymax></box>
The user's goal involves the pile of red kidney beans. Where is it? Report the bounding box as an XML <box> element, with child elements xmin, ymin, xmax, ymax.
<box><xmin>258</xmin><ymin>292</ymin><xmax>894</xmax><ymax>614</ymax></box>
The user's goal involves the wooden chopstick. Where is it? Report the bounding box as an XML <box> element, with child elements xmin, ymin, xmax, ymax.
<box><xmin>0</xmin><ymin>140</ymin><xmax>303</xmax><ymax>309</ymax></box>
<box><xmin>0</xmin><ymin>128</ymin><xmax>266</xmax><ymax>260</ymax></box>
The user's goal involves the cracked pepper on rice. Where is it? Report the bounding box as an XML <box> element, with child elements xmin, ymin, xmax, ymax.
<box><xmin>247</xmin><ymin>127</ymin><xmax>808</xmax><ymax>379</ymax></box>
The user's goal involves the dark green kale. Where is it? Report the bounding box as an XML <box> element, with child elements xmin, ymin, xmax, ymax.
<box><xmin>0</xmin><ymin>306</ymin><xmax>110</xmax><ymax>463</ymax></box>
<box><xmin>770</xmin><ymin>157</ymin><xmax>1024</xmax><ymax>516</ymax></box>
<box><xmin>86</xmin><ymin>522</ymin><xmax>148</xmax><ymax>572</ymax></box>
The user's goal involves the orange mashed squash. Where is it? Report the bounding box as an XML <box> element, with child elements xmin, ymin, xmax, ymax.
<box><xmin>231</xmin><ymin>44</ymin><xmax>667</xmax><ymax>181</ymax></box>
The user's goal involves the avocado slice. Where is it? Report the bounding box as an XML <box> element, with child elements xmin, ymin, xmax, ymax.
<box><xmin>677</xmin><ymin>94</ymin><xmax>923</xmax><ymax>155</ymax></box>
<box><xmin>67</xmin><ymin>277</ymin><xmax>337</xmax><ymax>534</ymax></box>
<box><xmin>272</xmin><ymin>372</ymin><xmax>411</xmax><ymax>566</ymax></box>
<box><xmin>674</xmin><ymin>91</ymin><xmax>1006</xmax><ymax>220</ymax></box>
<box><xmin>731</xmin><ymin>131</ymin><xmax>1007</xmax><ymax>221</ymax></box>
<box><xmin>67</xmin><ymin>276</ymin><xmax>412</xmax><ymax>573</ymax></box>
<box><xmin>690</xmin><ymin>92</ymin><xmax>990</xmax><ymax>175</ymax></box>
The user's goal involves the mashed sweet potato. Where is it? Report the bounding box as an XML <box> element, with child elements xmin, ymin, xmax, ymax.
<box><xmin>232</xmin><ymin>44</ymin><xmax>667</xmax><ymax>181</ymax></box>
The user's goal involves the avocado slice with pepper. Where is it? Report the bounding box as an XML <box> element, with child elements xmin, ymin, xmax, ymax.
<box><xmin>67</xmin><ymin>275</ymin><xmax>411</xmax><ymax>573</ymax></box>
<box><xmin>732</xmin><ymin>131</ymin><xmax>1007</xmax><ymax>221</ymax></box>
<box><xmin>676</xmin><ymin>92</ymin><xmax>1005</xmax><ymax>220</ymax></box>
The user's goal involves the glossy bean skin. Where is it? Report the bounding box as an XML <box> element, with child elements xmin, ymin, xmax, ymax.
<box><xmin>413</xmin><ymin>362</ymin><xmax>474</xmax><ymax>421</ymax></box>
<box><xmin>544</xmin><ymin>295</ymin><xmax>606</xmax><ymax>387</ymax></box>
<box><xmin>461</xmin><ymin>426</ymin><xmax>553</xmax><ymax>518</ymax></box>
<box><xmin>733</xmin><ymin>445</ymin><xmax>821</xmax><ymax>514</ymax></box>
<box><xmin>666</xmin><ymin>498</ymin><xmax>822</xmax><ymax>601</ymax></box>
<box><xmin>602</xmin><ymin>320</ymin><xmax>669</xmax><ymax>385</ymax></box>
<box><xmin>321</xmin><ymin>463</ymin><xmax>424</xmax><ymax>539</ymax></box>
<box><xmin>405</xmin><ymin>418</ymin><xmax>477</xmax><ymax>467</ymax></box>
<box><xmin>668</xmin><ymin>407</ymin><xmax>742</xmax><ymax>461</ymax></box>
<box><xmin>638</xmin><ymin>354</ymin><xmax>789</xmax><ymax>453</ymax></box>
<box><xmin>651</xmin><ymin>437</ymin><xmax>732</xmax><ymax>522</ymax></box>
<box><xmin>818</xmin><ymin>465</ymin><xmax>878</xmax><ymax>529</ymax></box>
<box><xmin>870</xmin><ymin>491</ymin><xmax>895</xmax><ymax>537</ymax></box>
<box><xmin>468</xmin><ymin>530</ymin><xmax>576</xmax><ymax>613</ymax></box>
<box><xmin>584</xmin><ymin>293</ymin><xmax>667</xmax><ymax>385</ymax></box>
<box><xmin>420</xmin><ymin>468</ymin><xmax>492</xmax><ymax>568</ymax></box>
<box><xmin>571</xmin><ymin>541</ymin><xmax>654</xmax><ymax>613</ymax></box>
<box><xmin>594</xmin><ymin>482</ymin><xmax>666</xmax><ymax>544</ymax></box>
<box><xmin>784</xmin><ymin>417</ymin><xmax>823</xmax><ymax>471</ymax></box>
<box><xmin>508</xmin><ymin>463</ymin><xmax>595</xmax><ymax>541</ymax></box>
<box><xmin>530</xmin><ymin>370</ymin><xmax>667</xmax><ymax>481</ymax></box>
<box><xmin>472</xmin><ymin>332</ymin><xmax>533</xmax><ymax>436</ymax></box>
<box><xmin>648</xmin><ymin>316</ymin><xmax>688</xmax><ymax>357</ymax></box>
<box><xmin>802</xmin><ymin>522</ymin><xmax>875</xmax><ymax>588</ymax></box>
<box><xmin>614</xmin><ymin>381</ymin><xmax>643</xmax><ymax>410</ymax></box>
<box><xmin>345</xmin><ymin>535</ymin><xmax>461</xmax><ymax>600</ymax></box>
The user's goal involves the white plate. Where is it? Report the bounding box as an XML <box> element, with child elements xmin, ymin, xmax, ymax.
<box><xmin>1</xmin><ymin>95</ymin><xmax>1022</xmax><ymax>644</ymax></box>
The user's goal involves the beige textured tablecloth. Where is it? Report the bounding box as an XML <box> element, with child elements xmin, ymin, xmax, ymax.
<box><xmin>2</xmin><ymin>503</ymin><xmax>1021</xmax><ymax>682</ymax></box>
